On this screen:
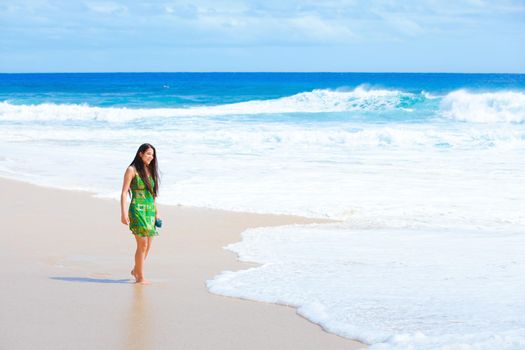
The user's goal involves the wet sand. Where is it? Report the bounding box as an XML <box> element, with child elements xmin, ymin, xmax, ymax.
<box><xmin>0</xmin><ymin>178</ymin><xmax>365</xmax><ymax>350</ymax></box>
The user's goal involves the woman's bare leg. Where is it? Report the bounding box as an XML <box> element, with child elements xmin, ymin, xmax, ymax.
<box><xmin>132</xmin><ymin>234</ymin><xmax>149</xmax><ymax>283</ymax></box>
<box><xmin>144</xmin><ymin>236</ymin><xmax>154</xmax><ymax>261</ymax></box>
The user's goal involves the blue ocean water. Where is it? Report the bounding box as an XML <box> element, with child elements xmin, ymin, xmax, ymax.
<box><xmin>1</xmin><ymin>72</ymin><xmax>524</xmax><ymax>107</ymax></box>
<box><xmin>1</xmin><ymin>73</ymin><xmax>525</xmax><ymax>349</ymax></box>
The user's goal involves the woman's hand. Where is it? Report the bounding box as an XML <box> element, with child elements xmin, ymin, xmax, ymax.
<box><xmin>121</xmin><ymin>213</ymin><xmax>130</xmax><ymax>225</ymax></box>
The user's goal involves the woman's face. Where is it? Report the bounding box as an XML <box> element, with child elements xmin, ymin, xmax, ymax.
<box><xmin>140</xmin><ymin>148</ymin><xmax>155</xmax><ymax>165</ymax></box>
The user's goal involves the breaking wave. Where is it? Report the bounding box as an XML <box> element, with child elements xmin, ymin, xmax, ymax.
<box><xmin>0</xmin><ymin>87</ymin><xmax>419</xmax><ymax>122</ymax></box>
<box><xmin>440</xmin><ymin>90</ymin><xmax>525</xmax><ymax>123</ymax></box>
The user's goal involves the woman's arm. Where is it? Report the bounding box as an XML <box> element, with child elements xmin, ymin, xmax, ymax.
<box><xmin>120</xmin><ymin>166</ymin><xmax>134</xmax><ymax>225</ymax></box>
<box><xmin>154</xmin><ymin>197</ymin><xmax>160</xmax><ymax>220</ymax></box>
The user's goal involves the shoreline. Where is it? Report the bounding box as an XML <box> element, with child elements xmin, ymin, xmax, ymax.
<box><xmin>0</xmin><ymin>177</ymin><xmax>366</xmax><ymax>349</ymax></box>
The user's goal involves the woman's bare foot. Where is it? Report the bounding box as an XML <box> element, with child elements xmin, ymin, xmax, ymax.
<box><xmin>131</xmin><ymin>269</ymin><xmax>140</xmax><ymax>282</ymax></box>
<box><xmin>135</xmin><ymin>278</ymin><xmax>152</xmax><ymax>285</ymax></box>
<box><xmin>131</xmin><ymin>269</ymin><xmax>149</xmax><ymax>284</ymax></box>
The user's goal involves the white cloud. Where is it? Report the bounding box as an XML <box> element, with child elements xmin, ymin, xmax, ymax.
<box><xmin>1</xmin><ymin>0</ymin><xmax>524</xmax><ymax>52</ymax></box>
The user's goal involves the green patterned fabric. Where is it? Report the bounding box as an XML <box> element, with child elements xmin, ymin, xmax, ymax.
<box><xmin>129</xmin><ymin>174</ymin><xmax>158</xmax><ymax>237</ymax></box>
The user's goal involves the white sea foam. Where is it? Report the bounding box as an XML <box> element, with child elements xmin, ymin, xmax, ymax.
<box><xmin>1</xmin><ymin>120</ymin><xmax>524</xmax><ymax>226</ymax></box>
<box><xmin>440</xmin><ymin>90</ymin><xmax>525</xmax><ymax>123</ymax></box>
<box><xmin>422</xmin><ymin>90</ymin><xmax>442</xmax><ymax>99</ymax></box>
<box><xmin>1</xmin><ymin>122</ymin><xmax>523</xmax><ymax>150</ymax></box>
<box><xmin>207</xmin><ymin>225</ymin><xmax>525</xmax><ymax>349</ymax></box>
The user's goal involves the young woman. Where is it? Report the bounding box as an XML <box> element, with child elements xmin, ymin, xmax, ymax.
<box><xmin>121</xmin><ymin>143</ymin><xmax>161</xmax><ymax>284</ymax></box>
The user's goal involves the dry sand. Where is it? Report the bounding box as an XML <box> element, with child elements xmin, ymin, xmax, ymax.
<box><xmin>0</xmin><ymin>178</ymin><xmax>365</xmax><ymax>350</ymax></box>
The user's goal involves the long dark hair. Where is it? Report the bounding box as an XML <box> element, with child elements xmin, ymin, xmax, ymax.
<box><xmin>129</xmin><ymin>143</ymin><xmax>160</xmax><ymax>197</ymax></box>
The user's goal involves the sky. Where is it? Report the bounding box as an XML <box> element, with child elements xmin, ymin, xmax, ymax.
<box><xmin>1</xmin><ymin>0</ymin><xmax>524</xmax><ymax>73</ymax></box>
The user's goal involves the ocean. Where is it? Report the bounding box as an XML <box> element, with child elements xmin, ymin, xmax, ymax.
<box><xmin>1</xmin><ymin>73</ymin><xmax>524</xmax><ymax>349</ymax></box>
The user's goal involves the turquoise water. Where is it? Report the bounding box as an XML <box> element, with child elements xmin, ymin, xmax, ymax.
<box><xmin>1</xmin><ymin>72</ymin><xmax>524</xmax><ymax>114</ymax></box>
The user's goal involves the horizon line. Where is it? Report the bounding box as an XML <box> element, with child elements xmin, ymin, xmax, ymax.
<box><xmin>1</xmin><ymin>71</ymin><xmax>524</xmax><ymax>75</ymax></box>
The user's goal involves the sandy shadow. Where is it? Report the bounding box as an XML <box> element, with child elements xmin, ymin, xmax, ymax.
<box><xmin>51</xmin><ymin>276</ymin><xmax>133</xmax><ymax>284</ymax></box>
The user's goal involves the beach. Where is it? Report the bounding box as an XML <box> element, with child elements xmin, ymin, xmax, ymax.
<box><xmin>0</xmin><ymin>178</ymin><xmax>365</xmax><ymax>350</ymax></box>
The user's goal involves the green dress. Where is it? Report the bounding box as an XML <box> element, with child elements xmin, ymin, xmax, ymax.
<box><xmin>129</xmin><ymin>174</ymin><xmax>158</xmax><ymax>237</ymax></box>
